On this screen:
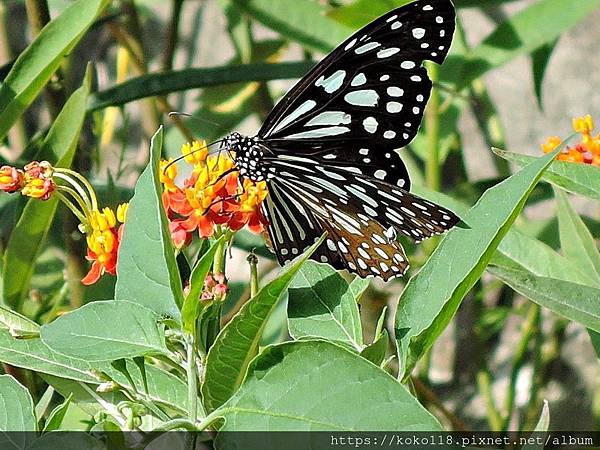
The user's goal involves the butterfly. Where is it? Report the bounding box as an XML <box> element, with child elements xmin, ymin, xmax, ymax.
<box><xmin>222</xmin><ymin>0</ymin><xmax>459</xmax><ymax>280</ymax></box>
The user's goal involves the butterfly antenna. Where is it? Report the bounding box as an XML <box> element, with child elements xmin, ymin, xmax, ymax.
<box><xmin>168</xmin><ymin>111</ymin><xmax>224</xmax><ymax>127</ymax></box>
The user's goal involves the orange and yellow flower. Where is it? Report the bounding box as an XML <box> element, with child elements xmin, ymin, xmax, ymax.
<box><xmin>0</xmin><ymin>166</ymin><xmax>24</xmax><ymax>193</ymax></box>
<box><xmin>161</xmin><ymin>140</ymin><xmax>268</xmax><ymax>245</ymax></box>
<box><xmin>542</xmin><ymin>114</ymin><xmax>600</xmax><ymax>166</ymax></box>
<box><xmin>81</xmin><ymin>204</ymin><xmax>128</xmax><ymax>285</ymax></box>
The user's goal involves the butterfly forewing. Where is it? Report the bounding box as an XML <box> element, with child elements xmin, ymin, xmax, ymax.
<box><xmin>258</xmin><ymin>0</ymin><xmax>455</xmax><ymax>187</ymax></box>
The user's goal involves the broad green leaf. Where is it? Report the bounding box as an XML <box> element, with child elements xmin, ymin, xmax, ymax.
<box><xmin>212</xmin><ymin>340</ymin><xmax>441</xmax><ymax>433</ymax></box>
<box><xmin>531</xmin><ymin>41</ymin><xmax>557</xmax><ymax>110</ymax></box>
<box><xmin>2</xmin><ymin>78</ymin><xmax>89</xmax><ymax>310</ymax></box>
<box><xmin>494</xmin><ymin>148</ymin><xmax>600</xmax><ymax>201</ymax></box>
<box><xmin>89</xmin><ymin>62</ymin><xmax>314</xmax><ymax>111</ymax></box>
<box><xmin>395</xmin><ymin>148</ymin><xmax>560</xmax><ymax>380</ymax></box>
<box><xmin>489</xmin><ymin>265</ymin><xmax>600</xmax><ymax>333</ymax></box>
<box><xmin>0</xmin><ymin>0</ymin><xmax>107</xmax><ymax>140</ymax></box>
<box><xmin>288</xmin><ymin>261</ymin><xmax>362</xmax><ymax>349</ymax></box>
<box><xmin>451</xmin><ymin>0</ymin><xmax>600</xmax><ymax>87</ymax></box>
<box><xmin>42</xmin><ymin>394</ymin><xmax>72</xmax><ymax>432</ymax></box>
<box><xmin>0</xmin><ymin>328</ymin><xmax>99</xmax><ymax>383</ymax></box>
<box><xmin>41</xmin><ymin>301</ymin><xmax>167</xmax><ymax>361</ymax></box>
<box><xmin>0</xmin><ymin>304</ymin><xmax>39</xmax><ymax>334</ymax></box>
<box><xmin>493</xmin><ymin>228</ymin><xmax>599</xmax><ymax>287</ymax></box>
<box><xmin>554</xmin><ymin>188</ymin><xmax>600</xmax><ymax>283</ymax></box>
<box><xmin>0</xmin><ymin>375</ymin><xmax>35</xmax><ymax>446</ymax></box>
<box><xmin>182</xmin><ymin>236</ymin><xmax>225</xmax><ymax>333</ymax></box>
<box><xmin>232</xmin><ymin>0</ymin><xmax>351</xmax><ymax>52</ymax></box>
<box><xmin>201</xmin><ymin>236</ymin><xmax>325</xmax><ymax>413</ymax></box>
<box><xmin>115</xmin><ymin>127</ymin><xmax>183</xmax><ymax>321</ymax></box>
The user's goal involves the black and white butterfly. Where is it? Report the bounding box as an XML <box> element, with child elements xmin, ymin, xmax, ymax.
<box><xmin>222</xmin><ymin>0</ymin><xmax>459</xmax><ymax>280</ymax></box>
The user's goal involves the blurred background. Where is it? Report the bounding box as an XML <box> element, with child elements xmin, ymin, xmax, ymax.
<box><xmin>0</xmin><ymin>0</ymin><xmax>598</xmax><ymax>432</ymax></box>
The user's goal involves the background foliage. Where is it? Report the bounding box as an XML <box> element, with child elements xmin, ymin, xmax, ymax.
<box><xmin>0</xmin><ymin>0</ymin><xmax>599</xmax><ymax>444</ymax></box>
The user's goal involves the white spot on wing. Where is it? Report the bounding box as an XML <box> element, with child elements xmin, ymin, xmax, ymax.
<box><xmin>363</xmin><ymin>117</ymin><xmax>378</xmax><ymax>133</ymax></box>
<box><xmin>377</xmin><ymin>47</ymin><xmax>400</xmax><ymax>59</ymax></box>
<box><xmin>284</xmin><ymin>126</ymin><xmax>351</xmax><ymax>139</ymax></box>
<box><xmin>355</xmin><ymin>42</ymin><xmax>380</xmax><ymax>54</ymax></box>
<box><xmin>305</xmin><ymin>111</ymin><xmax>351</xmax><ymax>127</ymax></box>
<box><xmin>344</xmin><ymin>90</ymin><xmax>379</xmax><ymax>107</ymax></box>
<box><xmin>271</xmin><ymin>100</ymin><xmax>316</xmax><ymax>135</ymax></box>
<box><xmin>315</xmin><ymin>70</ymin><xmax>346</xmax><ymax>94</ymax></box>
<box><xmin>387</xmin><ymin>87</ymin><xmax>404</xmax><ymax>97</ymax></box>
<box><xmin>374</xmin><ymin>169</ymin><xmax>386</xmax><ymax>180</ymax></box>
<box><xmin>412</xmin><ymin>28</ymin><xmax>426</xmax><ymax>39</ymax></box>
<box><xmin>351</xmin><ymin>73</ymin><xmax>367</xmax><ymax>86</ymax></box>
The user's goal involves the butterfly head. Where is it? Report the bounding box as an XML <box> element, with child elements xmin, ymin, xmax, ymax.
<box><xmin>222</xmin><ymin>132</ymin><xmax>270</xmax><ymax>182</ymax></box>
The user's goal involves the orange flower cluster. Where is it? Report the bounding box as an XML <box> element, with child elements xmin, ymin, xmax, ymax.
<box><xmin>82</xmin><ymin>204</ymin><xmax>128</xmax><ymax>285</ymax></box>
<box><xmin>542</xmin><ymin>115</ymin><xmax>600</xmax><ymax>166</ymax></box>
<box><xmin>0</xmin><ymin>161</ymin><xmax>55</xmax><ymax>199</ymax></box>
<box><xmin>160</xmin><ymin>141</ymin><xmax>269</xmax><ymax>247</ymax></box>
<box><xmin>0</xmin><ymin>159</ymin><xmax>127</xmax><ymax>285</ymax></box>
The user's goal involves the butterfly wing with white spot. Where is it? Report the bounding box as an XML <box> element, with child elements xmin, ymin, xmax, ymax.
<box><xmin>258</xmin><ymin>0</ymin><xmax>455</xmax><ymax>187</ymax></box>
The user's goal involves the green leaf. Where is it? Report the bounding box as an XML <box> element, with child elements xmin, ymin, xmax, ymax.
<box><xmin>89</xmin><ymin>62</ymin><xmax>314</xmax><ymax>111</ymax></box>
<box><xmin>42</xmin><ymin>394</ymin><xmax>72</xmax><ymax>432</ymax></box>
<box><xmin>182</xmin><ymin>236</ymin><xmax>225</xmax><ymax>333</ymax></box>
<box><xmin>115</xmin><ymin>127</ymin><xmax>183</xmax><ymax>321</ymax></box>
<box><xmin>41</xmin><ymin>301</ymin><xmax>167</xmax><ymax>361</ymax></box>
<box><xmin>232</xmin><ymin>0</ymin><xmax>351</xmax><ymax>53</ymax></box>
<box><xmin>531</xmin><ymin>40</ymin><xmax>557</xmax><ymax>110</ymax></box>
<box><xmin>451</xmin><ymin>0</ymin><xmax>600</xmax><ymax>87</ymax></box>
<box><xmin>0</xmin><ymin>304</ymin><xmax>39</xmax><ymax>335</ymax></box>
<box><xmin>201</xmin><ymin>235</ymin><xmax>325</xmax><ymax>413</ymax></box>
<box><xmin>360</xmin><ymin>329</ymin><xmax>389</xmax><ymax>367</ymax></box>
<box><xmin>554</xmin><ymin>188</ymin><xmax>600</xmax><ymax>284</ymax></box>
<box><xmin>2</xmin><ymin>78</ymin><xmax>89</xmax><ymax>310</ymax></box>
<box><xmin>0</xmin><ymin>375</ymin><xmax>36</xmax><ymax>444</ymax></box>
<box><xmin>212</xmin><ymin>340</ymin><xmax>441</xmax><ymax>433</ymax></box>
<box><xmin>395</xmin><ymin>148</ymin><xmax>560</xmax><ymax>381</ymax></box>
<box><xmin>493</xmin><ymin>228</ymin><xmax>599</xmax><ymax>287</ymax></box>
<box><xmin>494</xmin><ymin>149</ymin><xmax>600</xmax><ymax>201</ymax></box>
<box><xmin>489</xmin><ymin>265</ymin><xmax>600</xmax><ymax>333</ymax></box>
<box><xmin>523</xmin><ymin>401</ymin><xmax>550</xmax><ymax>449</ymax></box>
<box><xmin>0</xmin><ymin>0</ymin><xmax>107</xmax><ymax>140</ymax></box>
<box><xmin>348</xmin><ymin>276</ymin><xmax>370</xmax><ymax>302</ymax></box>
<box><xmin>0</xmin><ymin>328</ymin><xmax>99</xmax><ymax>383</ymax></box>
<box><xmin>288</xmin><ymin>261</ymin><xmax>363</xmax><ymax>349</ymax></box>
<box><xmin>34</xmin><ymin>386</ymin><xmax>54</xmax><ymax>423</ymax></box>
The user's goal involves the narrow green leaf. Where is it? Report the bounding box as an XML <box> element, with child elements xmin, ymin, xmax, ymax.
<box><xmin>395</xmin><ymin>148</ymin><xmax>560</xmax><ymax>380</ymax></box>
<box><xmin>115</xmin><ymin>127</ymin><xmax>183</xmax><ymax>321</ymax></box>
<box><xmin>182</xmin><ymin>236</ymin><xmax>225</xmax><ymax>333</ymax></box>
<box><xmin>489</xmin><ymin>265</ymin><xmax>600</xmax><ymax>333</ymax></box>
<box><xmin>451</xmin><ymin>0</ymin><xmax>600</xmax><ymax>87</ymax></box>
<box><xmin>531</xmin><ymin>40</ymin><xmax>557</xmax><ymax>110</ymax></box>
<box><xmin>89</xmin><ymin>62</ymin><xmax>314</xmax><ymax>111</ymax></box>
<box><xmin>554</xmin><ymin>188</ymin><xmax>600</xmax><ymax>283</ymax></box>
<box><xmin>212</xmin><ymin>340</ymin><xmax>441</xmax><ymax>433</ymax></box>
<box><xmin>42</xmin><ymin>394</ymin><xmax>72</xmax><ymax>432</ymax></box>
<box><xmin>232</xmin><ymin>0</ymin><xmax>351</xmax><ymax>52</ymax></box>
<box><xmin>523</xmin><ymin>401</ymin><xmax>550</xmax><ymax>449</ymax></box>
<box><xmin>0</xmin><ymin>375</ymin><xmax>36</xmax><ymax>444</ymax></box>
<box><xmin>288</xmin><ymin>261</ymin><xmax>363</xmax><ymax>349</ymax></box>
<box><xmin>34</xmin><ymin>386</ymin><xmax>54</xmax><ymax>423</ymax></box>
<box><xmin>360</xmin><ymin>329</ymin><xmax>389</xmax><ymax>367</ymax></box>
<box><xmin>41</xmin><ymin>301</ymin><xmax>168</xmax><ymax>361</ymax></box>
<box><xmin>0</xmin><ymin>0</ymin><xmax>107</xmax><ymax>140</ymax></box>
<box><xmin>201</xmin><ymin>235</ymin><xmax>325</xmax><ymax>413</ymax></box>
<box><xmin>494</xmin><ymin>148</ymin><xmax>600</xmax><ymax>200</ymax></box>
<box><xmin>2</xmin><ymin>79</ymin><xmax>89</xmax><ymax>309</ymax></box>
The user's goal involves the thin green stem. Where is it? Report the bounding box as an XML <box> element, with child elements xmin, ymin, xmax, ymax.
<box><xmin>54</xmin><ymin>191</ymin><xmax>88</xmax><ymax>225</ymax></box>
<box><xmin>162</xmin><ymin>0</ymin><xmax>184</xmax><ymax>72</ymax></box>
<box><xmin>502</xmin><ymin>303</ymin><xmax>540</xmax><ymax>431</ymax></box>
<box><xmin>55</xmin><ymin>168</ymin><xmax>98</xmax><ymax>210</ymax></box>
<box><xmin>185</xmin><ymin>333</ymin><xmax>198</xmax><ymax>423</ymax></box>
<box><xmin>247</xmin><ymin>252</ymin><xmax>258</xmax><ymax>298</ymax></box>
<box><xmin>425</xmin><ymin>62</ymin><xmax>440</xmax><ymax>192</ymax></box>
<box><xmin>476</xmin><ymin>368</ymin><xmax>503</xmax><ymax>431</ymax></box>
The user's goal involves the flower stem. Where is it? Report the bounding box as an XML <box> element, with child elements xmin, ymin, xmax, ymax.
<box><xmin>185</xmin><ymin>333</ymin><xmax>198</xmax><ymax>423</ymax></box>
<box><xmin>247</xmin><ymin>252</ymin><xmax>259</xmax><ymax>298</ymax></box>
<box><xmin>425</xmin><ymin>62</ymin><xmax>440</xmax><ymax>192</ymax></box>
